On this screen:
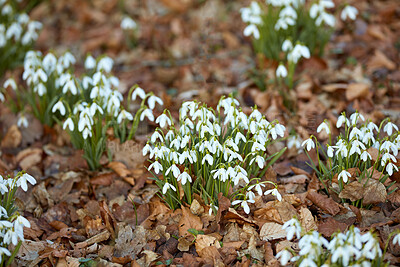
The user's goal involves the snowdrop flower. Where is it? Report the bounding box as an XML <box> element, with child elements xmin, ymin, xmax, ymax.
<box><xmin>264</xmin><ymin>187</ymin><xmax>282</xmax><ymax>201</ymax></box>
<box><xmin>17</xmin><ymin>173</ymin><xmax>36</xmax><ymax>191</ymax></box>
<box><xmin>96</xmin><ymin>57</ymin><xmax>113</xmax><ymax>73</ymax></box>
<box><xmin>117</xmin><ymin>110</ymin><xmax>133</xmax><ymax>123</ymax></box>
<box><xmin>17</xmin><ymin>114</ymin><xmax>28</xmax><ymax>128</ymax></box>
<box><xmin>250</xmin><ymin>155</ymin><xmax>266</xmax><ymax>168</ymax></box>
<box><xmin>166</xmin><ymin>164</ymin><xmax>181</xmax><ymax>178</ymax></box>
<box><xmin>341</xmin><ymin>5</ymin><xmax>358</xmax><ymax>21</ymax></box>
<box><xmin>276</xmin><ymin>63</ymin><xmax>287</xmax><ymax>78</ymax></box>
<box><xmin>316</xmin><ymin>12</ymin><xmax>335</xmax><ymax>27</ymax></box>
<box><xmin>121</xmin><ymin>16</ymin><xmax>137</xmax><ymax>30</ymax></box>
<box><xmin>85</xmin><ymin>55</ymin><xmax>96</xmax><ymax>69</ymax></box>
<box><xmin>156</xmin><ymin>113</ymin><xmax>172</xmax><ymax>128</ymax></box>
<box><xmin>177</xmin><ymin>171</ymin><xmax>192</xmax><ymax>185</ymax></box>
<box><xmin>52</xmin><ymin>100</ymin><xmax>66</xmax><ymax>116</ymax></box>
<box><xmin>231</xmin><ymin>198</ymin><xmax>255</xmax><ymax>214</ymax></box>
<box><xmin>148</xmin><ymin>95</ymin><xmax>163</xmax><ymax>109</ymax></box>
<box><xmin>63</xmin><ymin>117</ymin><xmax>74</xmax><ymax>131</ymax></box>
<box><xmin>202</xmin><ymin>154</ymin><xmax>213</xmax><ymax>166</ymax></box>
<box><xmin>282</xmin><ymin>39</ymin><xmax>293</xmax><ymax>52</ymax></box>
<box><xmin>244</xmin><ymin>24</ymin><xmax>260</xmax><ymax>39</ymax></box>
<box><xmin>386</xmin><ymin>163</ymin><xmax>398</xmax><ymax>176</ymax></box>
<box><xmin>4</xmin><ymin>78</ymin><xmax>17</xmax><ymax>90</ymax></box>
<box><xmin>132</xmin><ymin>87</ymin><xmax>146</xmax><ymax>101</ymax></box>
<box><xmin>327</xmin><ymin>145</ymin><xmax>336</xmax><ymax>158</ymax></box>
<box><xmin>360</xmin><ymin>151</ymin><xmax>371</xmax><ymax>162</ymax></box>
<box><xmin>393</xmin><ymin>233</ymin><xmax>400</xmax><ymax>246</ymax></box>
<box><xmin>276</xmin><ymin>249</ymin><xmax>292</xmax><ymax>266</ymax></box>
<box><xmin>282</xmin><ymin>218</ymin><xmax>302</xmax><ymax>240</ymax></box>
<box><xmin>248</xmin><ymin>182</ymin><xmax>265</xmax><ymax>196</ymax></box>
<box><xmin>149</xmin><ymin>161</ymin><xmax>163</xmax><ymax>174</ymax></box>
<box><xmin>384</xmin><ymin>121</ymin><xmax>398</xmax><ymax>136</ymax></box>
<box><xmin>151</xmin><ymin>131</ymin><xmax>163</xmax><ymax>143</ymax></box>
<box><xmin>317</xmin><ymin>120</ymin><xmax>330</xmax><ymax>134</ymax></box>
<box><xmin>288</xmin><ymin>43</ymin><xmax>310</xmax><ymax>63</ymax></box>
<box><xmin>0</xmin><ymin>92</ymin><xmax>4</xmax><ymax>102</ymax></box>
<box><xmin>43</xmin><ymin>53</ymin><xmax>57</xmax><ymax>73</ymax></box>
<box><xmin>287</xmin><ymin>136</ymin><xmax>302</xmax><ymax>150</ymax></box>
<box><xmin>140</xmin><ymin>109</ymin><xmax>154</xmax><ymax>121</ymax></box>
<box><xmin>208</xmin><ymin>204</ymin><xmax>218</xmax><ymax>216</ymax></box>
<box><xmin>338</xmin><ymin>169</ymin><xmax>351</xmax><ymax>183</ymax></box>
<box><xmin>336</xmin><ymin>114</ymin><xmax>349</xmax><ymax>128</ymax></box>
<box><xmin>301</xmin><ymin>137</ymin><xmax>315</xmax><ymax>151</ymax></box>
<box><xmin>162</xmin><ymin>182</ymin><xmax>176</xmax><ymax>194</ymax></box>
<box><xmin>350</xmin><ymin>112</ymin><xmax>365</xmax><ymax>125</ymax></box>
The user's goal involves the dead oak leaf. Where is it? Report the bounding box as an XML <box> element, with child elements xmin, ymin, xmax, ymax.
<box><xmin>107</xmin><ymin>161</ymin><xmax>131</xmax><ymax>178</ymax></box>
<box><xmin>178</xmin><ymin>206</ymin><xmax>203</xmax><ymax>237</ymax></box>
<box><xmin>307</xmin><ymin>190</ymin><xmax>340</xmax><ymax>216</ymax></box>
<box><xmin>339</xmin><ymin>181</ymin><xmax>364</xmax><ymax>202</ymax></box>
<box><xmin>299</xmin><ymin>207</ymin><xmax>317</xmax><ymax>232</ymax></box>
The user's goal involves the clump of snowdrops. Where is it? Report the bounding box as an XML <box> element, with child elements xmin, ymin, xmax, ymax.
<box><xmin>241</xmin><ymin>0</ymin><xmax>358</xmax><ymax>88</ymax></box>
<box><xmin>1</xmin><ymin>51</ymin><xmax>162</xmax><ymax>170</ymax></box>
<box><xmin>0</xmin><ymin>0</ymin><xmax>42</xmax><ymax>76</ymax></box>
<box><xmin>120</xmin><ymin>15</ymin><xmax>138</xmax><ymax>48</ymax></box>
<box><xmin>277</xmin><ymin>218</ymin><xmax>400</xmax><ymax>266</ymax></box>
<box><xmin>144</xmin><ymin>96</ymin><xmax>286</xmax><ymax>213</ymax></box>
<box><xmin>0</xmin><ymin>171</ymin><xmax>36</xmax><ymax>265</ymax></box>
<box><xmin>302</xmin><ymin>112</ymin><xmax>399</xmax><ymax>207</ymax></box>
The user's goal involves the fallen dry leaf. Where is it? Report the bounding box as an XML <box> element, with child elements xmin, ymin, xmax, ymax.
<box><xmin>1</xmin><ymin>125</ymin><xmax>21</xmax><ymax>148</ymax></box>
<box><xmin>260</xmin><ymin>222</ymin><xmax>286</xmax><ymax>241</ymax></box>
<box><xmin>299</xmin><ymin>207</ymin><xmax>317</xmax><ymax>232</ymax></box>
<box><xmin>346</xmin><ymin>83</ymin><xmax>370</xmax><ymax>101</ymax></box>
<box><xmin>178</xmin><ymin>206</ymin><xmax>203</xmax><ymax>237</ymax></box>
<box><xmin>307</xmin><ymin>190</ymin><xmax>340</xmax><ymax>216</ymax></box>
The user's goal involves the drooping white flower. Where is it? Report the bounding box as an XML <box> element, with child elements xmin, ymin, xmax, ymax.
<box><xmin>243</xmin><ymin>24</ymin><xmax>260</xmax><ymax>39</ymax></box>
<box><xmin>17</xmin><ymin>114</ymin><xmax>28</xmax><ymax>128</ymax></box>
<box><xmin>317</xmin><ymin>121</ymin><xmax>330</xmax><ymax>134</ymax></box>
<box><xmin>282</xmin><ymin>218</ymin><xmax>302</xmax><ymax>241</ymax></box>
<box><xmin>360</xmin><ymin>151</ymin><xmax>371</xmax><ymax>162</ymax></box>
<box><xmin>52</xmin><ymin>100</ymin><xmax>66</xmax><ymax>116</ymax></box>
<box><xmin>276</xmin><ymin>64</ymin><xmax>287</xmax><ymax>78</ymax></box>
<box><xmin>121</xmin><ymin>16</ymin><xmax>137</xmax><ymax>30</ymax></box>
<box><xmin>85</xmin><ymin>55</ymin><xmax>96</xmax><ymax>69</ymax></box>
<box><xmin>338</xmin><ymin>169</ymin><xmax>351</xmax><ymax>183</ymax></box>
<box><xmin>156</xmin><ymin>113</ymin><xmax>172</xmax><ymax>128</ymax></box>
<box><xmin>393</xmin><ymin>233</ymin><xmax>400</xmax><ymax>246</ymax></box>
<box><xmin>287</xmin><ymin>43</ymin><xmax>310</xmax><ymax>63</ymax></box>
<box><xmin>4</xmin><ymin>78</ymin><xmax>17</xmax><ymax>90</ymax></box>
<box><xmin>250</xmin><ymin>155</ymin><xmax>266</xmax><ymax>168</ymax></box>
<box><xmin>140</xmin><ymin>109</ymin><xmax>154</xmax><ymax>121</ymax></box>
<box><xmin>177</xmin><ymin>171</ymin><xmax>192</xmax><ymax>185</ymax></box>
<box><xmin>384</xmin><ymin>121</ymin><xmax>398</xmax><ymax>136</ymax></box>
<box><xmin>162</xmin><ymin>182</ymin><xmax>176</xmax><ymax>194</ymax></box>
<box><xmin>132</xmin><ymin>87</ymin><xmax>146</xmax><ymax>101</ymax></box>
<box><xmin>231</xmin><ymin>198</ymin><xmax>255</xmax><ymax>214</ymax></box>
<box><xmin>282</xmin><ymin>39</ymin><xmax>293</xmax><ymax>52</ymax></box>
<box><xmin>149</xmin><ymin>161</ymin><xmax>163</xmax><ymax>174</ymax></box>
<box><xmin>341</xmin><ymin>5</ymin><xmax>358</xmax><ymax>21</ymax></box>
<box><xmin>264</xmin><ymin>187</ymin><xmax>282</xmax><ymax>201</ymax></box>
<box><xmin>148</xmin><ymin>95</ymin><xmax>163</xmax><ymax>109</ymax></box>
<box><xmin>386</xmin><ymin>163</ymin><xmax>398</xmax><ymax>176</ymax></box>
<box><xmin>336</xmin><ymin>114</ymin><xmax>350</xmax><ymax>128</ymax></box>
<box><xmin>117</xmin><ymin>110</ymin><xmax>133</xmax><ymax>123</ymax></box>
<box><xmin>276</xmin><ymin>249</ymin><xmax>292</xmax><ymax>266</ymax></box>
<box><xmin>301</xmin><ymin>137</ymin><xmax>315</xmax><ymax>151</ymax></box>
<box><xmin>63</xmin><ymin>117</ymin><xmax>74</xmax><ymax>131</ymax></box>
<box><xmin>17</xmin><ymin>173</ymin><xmax>36</xmax><ymax>191</ymax></box>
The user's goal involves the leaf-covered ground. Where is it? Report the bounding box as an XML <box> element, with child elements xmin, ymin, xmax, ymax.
<box><xmin>1</xmin><ymin>0</ymin><xmax>400</xmax><ymax>266</ymax></box>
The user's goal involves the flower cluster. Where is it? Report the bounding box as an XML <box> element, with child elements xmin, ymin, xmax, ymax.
<box><xmin>0</xmin><ymin>0</ymin><xmax>42</xmax><ymax>75</ymax></box>
<box><xmin>0</xmin><ymin>172</ymin><xmax>36</xmax><ymax>265</ymax></box>
<box><xmin>144</xmin><ymin>96</ymin><xmax>286</xmax><ymax>213</ymax></box>
<box><xmin>2</xmin><ymin>51</ymin><xmax>162</xmax><ymax>170</ymax></box>
<box><xmin>302</xmin><ymin>112</ymin><xmax>399</xmax><ymax>205</ymax></box>
<box><xmin>277</xmin><ymin>218</ymin><xmax>394</xmax><ymax>266</ymax></box>
<box><xmin>241</xmin><ymin>0</ymin><xmax>358</xmax><ymax>88</ymax></box>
